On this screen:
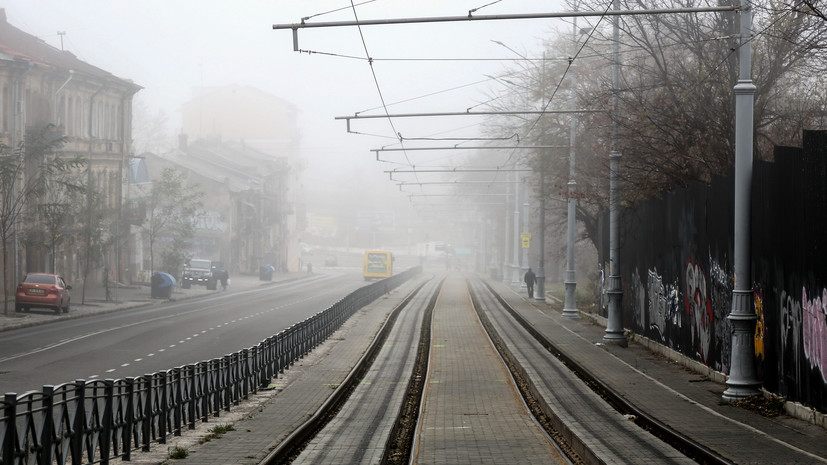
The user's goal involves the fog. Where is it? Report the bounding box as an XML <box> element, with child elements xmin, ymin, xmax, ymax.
<box><xmin>5</xmin><ymin>0</ymin><xmax>565</xmax><ymax>250</ymax></box>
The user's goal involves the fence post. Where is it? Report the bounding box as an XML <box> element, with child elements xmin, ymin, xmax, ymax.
<box><xmin>142</xmin><ymin>374</ymin><xmax>152</xmax><ymax>452</ymax></box>
<box><xmin>187</xmin><ymin>364</ymin><xmax>197</xmax><ymax>430</ymax></box>
<box><xmin>159</xmin><ymin>372</ymin><xmax>168</xmax><ymax>443</ymax></box>
<box><xmin>3</xmin><ymin>393</ymin><xmax>16</xmax><ymax>464</ymax></box>
<box><xmin>101</xmin><ymin>379</ymin><xmax>114</xmax><ymax>465</ymax></box>
<box><xmin>260</xmin><ymin>340</ymin><xmax>271</xmax><ymax>388</ymax></box>
<box><xmin>242</xmin><ymin>349</ymin><xmax>250</xmax><ymax>399</ymax></box>
<box><xmin>123</xmin><ymin>377</ymin><xmax>134</xmax><ymax>461</ymax></box>
<box><xmin>71</xmin><ymin>380</ymin><xmax>86</xmax><ymax>464</ymax></box>
<box><xmin>277</xmin><ymin>333</ymin><xmax>284</xmax><ymax>374</ymax></box>
<box><xmin>200</xmin><ymin>361</ymin><xmax>210</xmax><ymax>422</ymax></box>
<box><xmin>173</xmin><ymin>367</ymin><xmax>183</xmax><ymax>436</ymax></box>
<box><xmin>40</xmin><ymin>385</ymin><xmax>55</xmax><ymax>464</ymax></box>
<box><xmin>212</xmin><ymin>359</ymin><xmax>221</xmax><ymax>417</ymax></box>
<box><xmin>224</xmin><ymin>354</ymin><xmax>233</xmax><ymax>411</ymax></box>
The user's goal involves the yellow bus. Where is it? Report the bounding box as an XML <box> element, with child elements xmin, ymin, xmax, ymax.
<box><xmin>363</xmin><ymin>250</ymin><xmax>393</xmax><ymax>280</ymax></box>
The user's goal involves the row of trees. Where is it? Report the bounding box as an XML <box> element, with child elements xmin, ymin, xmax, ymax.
<box><xmin>475</xmin><ymin>0</ymin><xmax>827</xmax><ymax>260</ymax></box>
<box><xmin>0</xmin><ymin>124</ymin><xmax>203</xmax><ymax>314</ymax></box>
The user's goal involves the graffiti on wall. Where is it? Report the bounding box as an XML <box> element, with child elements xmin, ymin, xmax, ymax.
<box><xmin>754</xmin><ymin>284</ymin><xmax>765</xmax><ymax>362</ymax></box>
<box><xmin>611</xmin><ymin>132</ymin><xmax>827</xmax><ymax>411</ymax></box>
<box><xmin>648</xmin><ymin>268</ymin><xmax>680</xmax><ymax>344</ymax></box>
<box><xmin>708</xmin><ymin>259</ymin><xmax>732</xmax><ymax>374</ymax></box>
<box><xmin>685</xmin><ymin>259</ymin><xmax>713</xmax><ymax>363</ymax></box>
<box><xmin>802</xmin><ymin>287</ymin><xmax>827</xmax><ymax>382</ymax></box>
<box><xmin>779</xmin><ymin>288</ymin><xmax>803</xmax><ymax>384</ymax></box>
<box><xmin>631</xmin><ymin>268</ymin><xmax>646</xmax><ymax>332</ymax></box>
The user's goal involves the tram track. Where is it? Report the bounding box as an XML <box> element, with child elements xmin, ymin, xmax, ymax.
<box><xmin>470</xmin><ymin>277</ymin><xmax>732</xmax><ymax>465</ymax></box>
<box><xmin>259</xmin><ymin>274</ymin><xmax>730</xmax><ymax>464</ymax></box>
<box><xmin>258</xmin><ymin>276</ymin><xmax>442</xmax><ymax>465</ymax></box>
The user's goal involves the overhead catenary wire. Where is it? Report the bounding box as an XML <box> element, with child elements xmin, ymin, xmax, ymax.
<box><xmin>347</xmin><ymin>1</ymin><xmax>421</xmax><ymax>186</ymax></box>
<box><xmin>278</xmin><ymin>2</ymin><xmax>745</xmax><ymax>200</ymax></box>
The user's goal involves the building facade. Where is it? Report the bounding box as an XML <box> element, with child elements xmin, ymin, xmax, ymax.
<box><xmin>0</xmin><ymin>9</ymin><xmax>141</xmax><ymax>292</ymax></box>
<box><xmin>174</xmin><ymin>85</ymin><xmax>304</xmax><ymax>274</ymax></box>
<box><xmin>134</xmin><ymin>138</ymin><xmax>293</xmax><ymax>280</ymax></box>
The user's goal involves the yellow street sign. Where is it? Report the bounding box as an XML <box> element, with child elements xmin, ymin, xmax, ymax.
<box><xmin>521</xmin><ymin>232</ymin><xmax>531</xmax><ymax>248</ymax></box>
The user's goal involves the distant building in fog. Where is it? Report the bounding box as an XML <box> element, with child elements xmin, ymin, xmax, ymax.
<box><xmin>151</xmin><ymin>85</ymin><xmax>305</xmax><ymax>273</ymax></box>
<box><xmin>136</xmin><ymin>140</ymin><xmax>292</xmax><ymax>277</ymax></box>
<box><xmin>182</xmin><ymin>85</ymin><xmax>299</xmax><ymax>143</ymax></box>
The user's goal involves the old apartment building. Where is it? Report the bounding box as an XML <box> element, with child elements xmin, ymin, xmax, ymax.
<box><xmin>154</xmin><ymin>84</ymin><xmax>304</xmax><ymax>275</ymax></box>
<box><xmin>0</xmin><ymin>9</ymin><xmax>141</xmax><ymax>290</ymax></box>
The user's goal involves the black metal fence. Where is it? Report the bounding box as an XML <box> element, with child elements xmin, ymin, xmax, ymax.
<box><xmin>0</xmin><ymin>267</ymin><xmax>421</xmax><ymax>465</ymax></box>
<box><xmin>598</xmin><ymin>129</ymin><xmax>827</xmax><ymax>412</ymax></box>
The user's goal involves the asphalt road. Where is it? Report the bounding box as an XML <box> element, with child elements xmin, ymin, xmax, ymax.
<box><xmin>0</xmin><ymin>269</ymin><xmax>366</xmax><ymax>395</ymax></box>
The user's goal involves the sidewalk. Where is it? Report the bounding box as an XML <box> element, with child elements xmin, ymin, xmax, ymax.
<box><xmin>0</xmin><ymin>272</ymin><xmax>298</xmax><ymax>333</ymax></box>
<box><xmin>491</xmin><ymin>279</ymin><xmax>827</xmax><ymax>464</ymax></box>
<box><xmin>414</xmin><ymin>275</ymin><xmax>565</xmax><ymax>465</ymax></box>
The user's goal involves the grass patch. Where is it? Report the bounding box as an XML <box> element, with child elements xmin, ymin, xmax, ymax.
<box><xmin>199</xmin><ymin>424</ymin><xmax>236</xmax><ymax>444</ymax></box>
<box><xmin>168</xmin><ymin>445</ymin><xmax>188</xmax><ymax>459</ymax></box>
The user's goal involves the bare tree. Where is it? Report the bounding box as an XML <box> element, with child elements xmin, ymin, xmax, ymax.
<box><xmin>573</xmin><ymin>0</ymin><xmax>827</xmax><ymax>194</ymax></box>
<box><xmin>0</xmin><ymin>125</ymin><xmax>84</xmax><ymax>314</ymax></box>
<box><xmin>135</xmin><ymin>167</ymin><xmax>203</xmax><ymax>275</ymax></box>
<box><xmin>31</xmin><ymin>169</ymin><xmax>86</xmax><ymax>273</ymax></box>
<box><xmin>483</xmin><ymin>1</ymin><xmax>827</xmax><ymax>255</ymax></box>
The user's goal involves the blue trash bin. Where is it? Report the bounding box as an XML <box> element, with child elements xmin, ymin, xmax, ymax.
<box><xmin>259</xmin><ymin>264</ymin><xmax>275</xmax><ymax>281</ymax></box>
<box><xmin>151</xmin><ymin>272</ymin><xmax>176</xmax><ymax>299</ymax></box>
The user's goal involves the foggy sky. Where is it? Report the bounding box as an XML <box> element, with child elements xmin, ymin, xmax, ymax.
<box><xmin>5</xmin><ymin>1</ymin><xmax>565</xmax><ymax>221</ymax></box>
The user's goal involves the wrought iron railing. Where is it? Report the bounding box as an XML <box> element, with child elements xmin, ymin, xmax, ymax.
<box><xmin>1</xmin><ymin>267</ymin><xmax>420</xmax><ymax>465</ymax></box>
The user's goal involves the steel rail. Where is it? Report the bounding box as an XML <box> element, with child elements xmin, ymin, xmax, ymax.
<box><xmin>258</xmin><ymin>276</ymin><xmax>438</xmax><ymax>465</ymax></box>
<box><xmin>477</xmin><ymin>278</ymin><xmax>734</xmax><ymax>465</ymax></box>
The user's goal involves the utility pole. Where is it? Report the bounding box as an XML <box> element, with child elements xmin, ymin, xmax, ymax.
<box><xmin>511</xmin><ymin>174</ymin><xmax>521</xmax><ymax>285</ymax></box>
<box><xmin>521</xmin><ymin>200</ymin><xmax>529</xmax><ymax>290</ymax></box>
<box><xmin>603</xmin><ymin>0</ymin><xmax>627</xmax><ymax>346</ymax></box>
<box><xmin>503</xmin><ymin>170</ymin><xmax>512</xmax><ymax>283</ymax></box>
<box><xmin>563</xmin><ymin>12</ymin><xmax>580</xmax><ymax>318</ymax></box>
<box><xmin>723</xmin><ymin>1</ymin><xmax>761</xmax><ymax>402</ymax></box>
<box><xmin>535</xmin><ymin>160</ymin><xmax>546</xmax><ymax>302</ymax></box>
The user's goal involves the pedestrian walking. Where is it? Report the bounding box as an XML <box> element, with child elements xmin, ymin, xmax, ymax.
<box><xmin>218</xmin><ymin>269</ymin><xmax>230</xmax><ymax>291</ymax></box>
<box><xmin>524</xmin><ymin>268</ymin><xmax>536</xmax><ymax>299</ymax></box>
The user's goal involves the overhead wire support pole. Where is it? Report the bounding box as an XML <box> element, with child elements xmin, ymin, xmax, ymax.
<box><xmin>278</xmin><ymin>7</ymin><xmax>739</xmax><ymax>51</ymax></box>
<box><xmin>603</xmin><ymin>0</ymin><xmax>628</xmax><ymax>347</ymax></box>
<box><xmin>408</xmin><ymin>193</ymin><xmax>508</xmax><ymax>197</ymax></box>
<box><xmin>723</xmin><ymin>0</ymin><xmax>761</xmax><ymax>403</ymax></box>
<box><xmin>273</xmin><ymin>6</ymin><xmax>740</xmax><ymax>33</ymax></box>
<box><xmin>396</xmin><ymin>180</ymin><xmax>515</xmax><ymax>186</ymax></box>
<box><xmin>336</xmin><ymin>109</ymin><xmax>601</xmax><ymax>120</ymax></box>
<box><xmin>386</xmin><ymin>168</ymin><xmax>532</xmax><ymax>175</ymax></box>
<box><xmin>373</xmin><ymin>145</ymin><xmax>568</xmax><ymax>152</ymax></box>
<box><xmin>562</xmin><ymin>11</ymin><xmax>580</xmax><ymax>317</ymax></box>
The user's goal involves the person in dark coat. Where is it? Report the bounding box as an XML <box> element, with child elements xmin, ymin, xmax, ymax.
<box><xmin>524</xmin><ymin>268</ymin><xmax>536</xmax><ymax>298</ymax></box>
<box><xmin>216</xmin><ymin>269</ymin><xmax>229</xmax><ymax>291</ymax></box>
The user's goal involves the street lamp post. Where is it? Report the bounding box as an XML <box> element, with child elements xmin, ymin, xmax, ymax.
<box><xmin>563</xmin><ymin>14</ymin><xmax>581</xmax><ymax>318</ymax></box>
<box><xmin>723</xmin><ymin>1</ymin><xmax>761</xmax><ymax>402</ymax></box>
<box><xmin>534</xmin><ymin>166</ymin><xmax>546</xmax><ymax>302</ymax></box>
<box><xmin>503</xmin><ymin>170</ymin><xmax>512</xmax><ymax>283</ymax></box>
<box><xmin>603</xmin><ymin>0</ymin><xmax>628</xmax><ymax>346</ymax></box>
<box><xmin>521</xmin><ymin>201</ymin><xmax>529</xmax><ymax>291</ymax></box>
<box><xmin>511</xmin><ymin>175</ymin><xmax>521</xmax><ymax>285</ymax></box>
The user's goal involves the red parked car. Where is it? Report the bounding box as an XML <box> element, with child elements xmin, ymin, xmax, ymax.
<box><xmin>15</xmin><ymin>273</ymin><xmax>72</xmax><ymax>315</ymax></box>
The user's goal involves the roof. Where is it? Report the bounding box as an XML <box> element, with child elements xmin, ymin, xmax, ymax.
<box><xmin>183</xmin><ymin>85</ymin><xmax>297</xmax><ymax>113</ymax></box>
<box><xmin>0</xmin><ymin>9</ymin><xmax>141</xmax><ymax>91</ymax></box>
<box><xmin>155</xmin><ymin>139</ymin><xmax>290</xmax><ymax>193</ymax></box>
